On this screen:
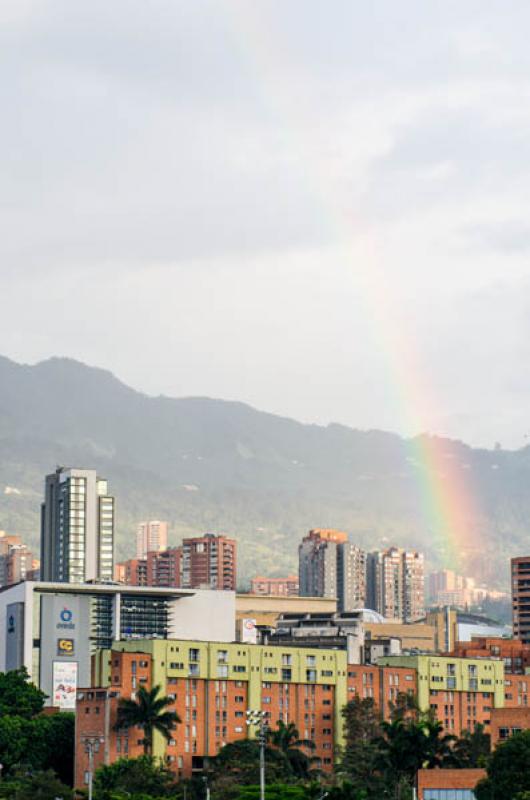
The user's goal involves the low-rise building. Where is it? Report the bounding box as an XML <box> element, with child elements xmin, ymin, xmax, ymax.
<box><xmin>490</xmin><ymin>706</ymin><xmax>530</xmax><ymax>746</ymax></box>
<box><xmin>250</xmin><ymin>576</ymin><xmax>299</xmax><ymax>596</ymax></box>
<box><xmin>417</xmin><ymin>768</ymin><xmax>486</xmax><ymax>800</ymax></box>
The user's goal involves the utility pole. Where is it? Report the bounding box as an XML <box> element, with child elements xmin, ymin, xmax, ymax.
<box><xmin>83</xmin><ymin>736</ymin><xmax>104</xmax><ymax>800</ymax></box>
<box><xmin>246</xmin><ymin>709</ymin><xmax>267</xmax><ymax>800</ymax></box>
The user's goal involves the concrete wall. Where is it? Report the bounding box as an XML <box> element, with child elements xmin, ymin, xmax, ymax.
<box><xmin>170</xmin><ymin>589</ymin><xmax>235</xmax><ymax>642</ymax></box>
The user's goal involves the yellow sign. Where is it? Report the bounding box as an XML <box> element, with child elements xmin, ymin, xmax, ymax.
<box><xmin>57</xmin><ymin>638</ymin><xmax>75</xmax><ymax>656</ymax></box>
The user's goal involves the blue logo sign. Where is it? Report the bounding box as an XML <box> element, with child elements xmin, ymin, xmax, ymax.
<box><xmin>57</xmin><ymin>607</ymin><xmax>75</xmax><ymax>630</ymax></box>
<box><xmin>7</xmin><ymin>615</ymin><xmax>15</xmax><ymax>634</ymax></box>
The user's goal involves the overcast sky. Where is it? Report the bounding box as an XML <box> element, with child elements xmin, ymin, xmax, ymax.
<box><xmin>2</xmin><ymin>1</ymin><xmax>530</xmax><ymax>448</ymax></box>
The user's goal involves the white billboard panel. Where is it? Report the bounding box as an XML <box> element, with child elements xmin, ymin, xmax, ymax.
<box><xmin>52</xmin><ymin>661</ymin><xmax>78</xmax><ymax>710</ymax></box>
<box><xmin>241</xmin><ymin>618</ymin><xmax>257</xmax><ymax>644</ymax></box>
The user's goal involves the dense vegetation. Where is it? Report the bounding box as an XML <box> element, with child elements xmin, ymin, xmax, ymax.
<box><xmin>0</xmin><ymin>668</ymin><xmax>74</xmax><ymax>796</ymax></box>
<box><xmin>1</xmin><ymin>355</ymin><xmax>528</xmax><ymax>585</ymax></box>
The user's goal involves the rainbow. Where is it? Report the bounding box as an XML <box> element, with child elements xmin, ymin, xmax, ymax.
<box><xmin>217</xmin><ymin>3</ymin><xmax>483</xmax><ymax>572</ymax></box>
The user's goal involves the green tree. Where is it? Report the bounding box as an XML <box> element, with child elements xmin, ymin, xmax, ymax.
<box><xmin>0</xmin><ymin>769</ymin><xmax>72</xmax><ymax>800</ymax></box>
<box><xmin>93</xmin><ymin>755</ymin><xmax>175</xmax><ymax>799</ymax></box>
<box><xmin>339</xmin><ymin>697</ymin><xmax>385</xmax><ymax>797</ymax></box>
<box><xmin>211</xmin><ymin>739</ymin><xmax>294</xmax><ymax>795</ymax></box>
<box><xmin>236</xmin><ymin>785</ymin><xmax>307</xmax><ymax>800</ymax></box>
<box><xmin>0</xmin><ymin>716</ymin><xmax>34</xmax><ymax>775</ymax></box>
<box><xmin>267</xmin><ymin>720</ymin><xmax>316</xmax><ymax>778</ymax></box>
<box><xmin>115</xmin><ymin>685</ymin><xmax>179</xmax><ymax>755</ymax></box>
<box><xmin>379</xmin><ymin>714</ymin><xmax>456</xmax><ymax>794</ymax></box>
<box><xmin>475</xmin><ymin>730</ymin><xmax>530</xmax><ymax>800</ymax></box>
<box><xmin>448</xmin><ymin>724</ymin><xmax>490</xmax><ymax>768</ymax></box>
<box><xmin>0</xmin><ymin>668</ymin><xmax>46</xmax><ymax>719</ymax></box>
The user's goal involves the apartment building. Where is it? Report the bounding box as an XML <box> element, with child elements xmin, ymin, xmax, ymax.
<box><xmin>378</xmin><ymin>654</ymin><xmax>505</xmax><ymax>736</ymax></box>
<box><xmin>75</xmin><ymin>639</ymin><xmax>348</xmax><ymax>785</ymax></box>
<box><xmin>114</xmin><ymin>558</ymin><xmax>148</xmax><ymax>586</ymax></box>
<box><xmin>136</xmin><ymin>521</ymin><xmax>168</xmax><ymax>559</ymax></box>
<box><xmin>0</xmin><ymin>533</ymin><xmax>38</xmax><ymax>586</ymax></box>
<box><xmin>511</xmin><ymin>556</ymin><xmax>530</xmax><ymax>644</ymax></box>
<box><xmin>115</xmin><ymin>548</ymin><xmax>181</xmax><ymax>588</ymax></box>
<box><xmin>146</xmin><ymin>548</ymin><xmax>181</xmax><ymax>587</ymax></box>
<box><xmin>299</xmin><ymin>529</ymin><xmax>366</xmax><ymax>612</ymax></box>
<box><xmin>367</xmin><ymin>547</ymin><xmax>425</xmax><ymax>622</ymax></box>
<box><xmin>181</xmin><ymin>534</ymin><xmax>237</xmax><ymax>591</ymax></box>
<box><xmin>40</xmin><ymin>467</ymin><xmax>114</xmax><ymax>583</ymax></box>
<box><xmin>452</xmin><ymin>637</ymin><xmax>530</xmax><ymax>675</ymax></box>
<box><xmin>250</xmin><ymin>575</ymin><xmax>299</xmax><ymax>596</ymax></box>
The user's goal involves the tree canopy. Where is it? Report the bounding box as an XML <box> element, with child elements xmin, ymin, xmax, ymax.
<box><xmin>475</xmin><ymin>730</ymin><xmax>530</xmax><ymax>800</ymax></box>
<box><xmin>93</xmin><ymin>755</ymin><xmax>176</xmax><ymax>799</ymax></box>
<box><xmin>115</xmin><ymin>685</ymin><xmax>180</xmax><ymax>755</ymax></box>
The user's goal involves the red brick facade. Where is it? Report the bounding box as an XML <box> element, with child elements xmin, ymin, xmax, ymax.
<box><xmin>417</xmin><ymin>768</ymin><xmax>486</xmax><ymax>800</ymax></box>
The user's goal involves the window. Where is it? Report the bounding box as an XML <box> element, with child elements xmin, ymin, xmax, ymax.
<box><xmin>282</xmin><ymin>668</ymin><xmax>292</xmax><ymax>681</ymax></box>
<box><xmin>235</xmin><ymin>696</ymin><xmax>244</xmax><ymax>703</ymax></box>
<box><xmin>189</xmin><ymin>649</ymin><xmax>200</xmax><ymax>662</ymax></box>
<box><xmin>170</xmin><ymin>662</ymin><xmax>183</xmax><ymax>670</ymax></box>
<box><xmin>306</xmin><ymin>669</ymin><xmax>317</xmax><ymax>682</ymax></box>
<box><xmin>306</xmin><ymin>655</ymin><xmax>316</xmax><ymax>667</ymax></box>
<box><xmin>282</xmin><ymin>654</ymin><xmax>292</xmax><ymax>666</ymax></box>
<box><xmin>233</xmin><ymin>665</ymin><xmax>246</xmax><ymax>673</ymax></box>
<box><xmin>217</xmin><ymin>650</ymin><xmax>228</xmax><ymax>663</ymax></box>
<box><xmin>217</xmin><ymin>665</ymin><xmax>228</xmax><ymax>678</ymax></box>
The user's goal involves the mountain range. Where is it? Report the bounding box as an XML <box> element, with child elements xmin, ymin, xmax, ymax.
<box><xmin>0</xmin><ymin>354</ymin><xmax>528</xmax><ymax>587</ymax></box>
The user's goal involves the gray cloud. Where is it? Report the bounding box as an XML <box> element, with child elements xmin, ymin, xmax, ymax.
<box><xmin>2</xmin><ymin>1</ymin><xmax>530</xmax><ymax>448</ymax></box>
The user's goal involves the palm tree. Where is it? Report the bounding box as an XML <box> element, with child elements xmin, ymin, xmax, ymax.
<box><xmin>115</xmin><ymin>685</ymin><xmax>180</xmax><ymax>755</ymax></box>
<box><xmin>267</xmin><ymin>720</ymin><xmax>317</xmax><ymax>778</ymax></box>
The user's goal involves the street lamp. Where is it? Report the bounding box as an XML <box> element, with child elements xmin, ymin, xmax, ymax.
<box><xmin>246</xmin><ymin>709</ymin><xmax>267</xmax><ymax>800</ymax></box>
<box><xmin>83</xmin><ymin>736</ymin><xmax>105</xmax><ymax>800</ymax></box>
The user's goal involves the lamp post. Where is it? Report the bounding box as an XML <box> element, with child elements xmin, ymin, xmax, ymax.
<box><xmin>246</xmin><ymin>709</ymin><xmax>267</xmax><ymax>800</ymax></box>
<box><xmin>83</xmin><ymin>736</ymin><xmax>104</xmax><ymax>800</ymax></box>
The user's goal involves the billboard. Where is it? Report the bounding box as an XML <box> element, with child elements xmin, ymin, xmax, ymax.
<box><xmin>5</xmin><ymin>602</ymin><xmax>25</xmax><ymax>672</ymax></box>
<box><xmin>40</xmin><ymin>593</ymin><xmax>92</xmax><ymax>703</ymax></box>
<box><xmin>52</xmin><ymin>661</ymin><xmax>78</xmax><ymax>710</ymax></box>
<box><xmin>241</xmin><ymin>618</ymin><xmax>257</xmax><ymax>644</ymax></box>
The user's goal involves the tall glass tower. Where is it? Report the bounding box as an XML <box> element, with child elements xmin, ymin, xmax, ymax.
<box><xmin>40</xmin><ymin>467</ymin><xmax>114</xmax><ymax>583</ymax></box>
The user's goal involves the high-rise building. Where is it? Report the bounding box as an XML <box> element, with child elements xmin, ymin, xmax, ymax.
<box><xmin>136</xmin><ymin>521</ymin><xmax>168</xmax><ymax>559</ymax></box>
<box><xmin>114</xmin><ymin>557</ymin><xmax>148</xmax><ymax>586</ymax></box>
<box><xmin>0</xmin><ymin>532</ymin><xmax>39</xmax><ymax>586</ymax></box>
<box><xmin>250</xmin><ymin>575</ymin><xmax>299</xmax><ymax>596</ymax></box>
<box><xmin>40</xmin><ymin>467</ymin><xmax>115</xmax><ymax>583</ymax></box>
<box><xmin>146</xmin><ymin>547</ymin><xmax>181</xmax><ymax>587</ymax></box>
<box><xmin>298</xmin><ymin>529</ymin><xmax>366</xmax><ymax>612</ymax></box>
<box><xmin>367</xmin><ymin>547</ymin><xmax>424</xmax><ymax>622</ymax></box>
<box><xmin>512</xmin><ymin>556</ymin><xmax>530</xmax><ymax>645</ymax></box>
<box><xmin>181</xmin><ymin>533</ymin><xmax>237</xmax><ymax>590</ymax></box>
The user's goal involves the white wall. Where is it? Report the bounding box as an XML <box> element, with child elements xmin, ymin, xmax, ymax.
<box><xmin>169</xmin><ymin>589</ymin><xmax>235</xmax><ymax>642</ymax></box>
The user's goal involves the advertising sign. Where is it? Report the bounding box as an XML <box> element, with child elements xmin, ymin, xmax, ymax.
<box><xmin>57</xmin><ymin>638</ymin><xmax>75</xmax><ymax>656</ymax></box>
<box><xmin>6</xmin><ymin>602</ymin><xmax>25</xmax><ymax>672</ymax></box>
<box><xmin>52</xmin><ymin>661</ymin><xmax>78</xmax><ymax>710</ymax></box>
<box><xmin>241</xmin><ymin>618</ymin><xmax>257</xmax><ymax>644</ymax></box>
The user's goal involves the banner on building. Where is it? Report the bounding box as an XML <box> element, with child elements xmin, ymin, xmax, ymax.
<box><xmin>241</xmin><ymin>618</ymin><xmax>257</xmax><ymax>644</ymax></box>
<box><xmin>52</xmin><ymin>661</ymin><xmax>78</xmax><ymax>710</ymax></box>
